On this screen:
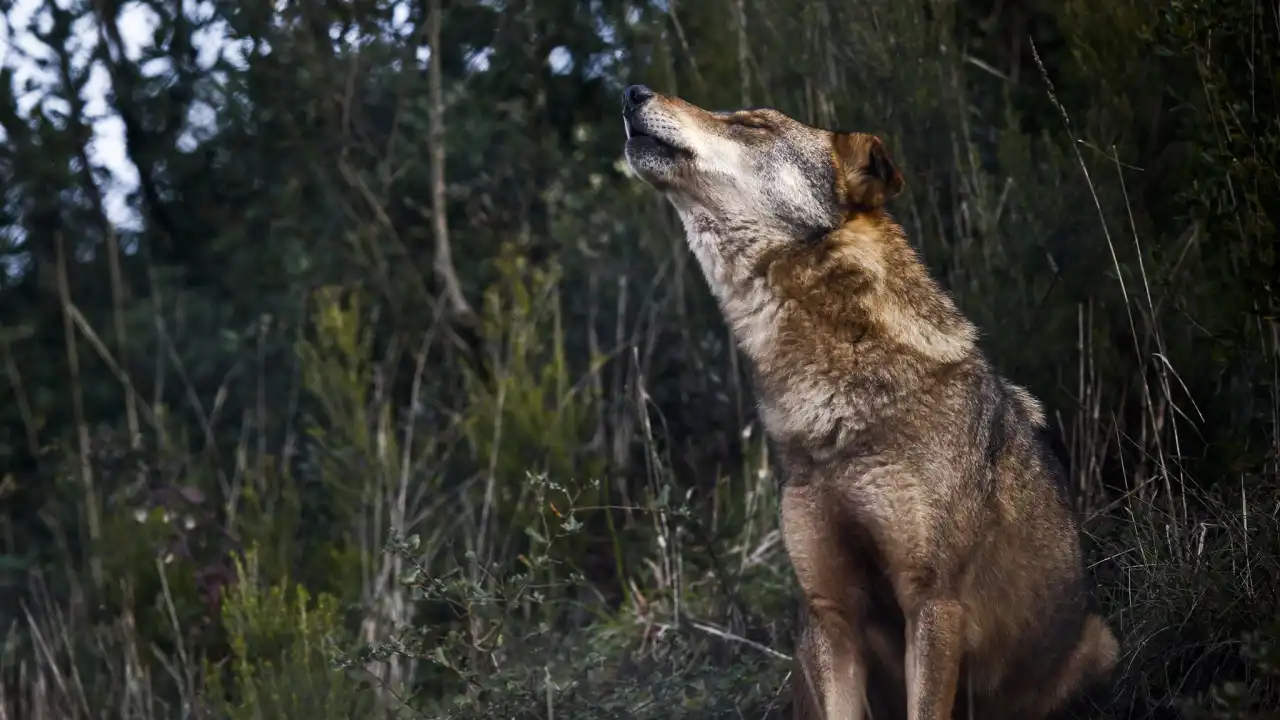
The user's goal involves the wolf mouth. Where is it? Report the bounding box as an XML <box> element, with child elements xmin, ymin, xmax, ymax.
<box><xmin>623</xmin><ymin>116</ymin><xmax>686</xmax><ymax>156</ymax></box>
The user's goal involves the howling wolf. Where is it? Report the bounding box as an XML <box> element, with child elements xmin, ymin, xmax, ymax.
<box><xmin>621</xmin><ymin>85</ymin><xmax>1119</xmax><ymax>720</ymax></box>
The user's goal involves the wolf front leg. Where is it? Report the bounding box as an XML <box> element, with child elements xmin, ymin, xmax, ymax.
<box><xmin>793</xmin><ymin>598</ymin><xmax>869</xmax><ymax>720</ymax></box>
<box><xmin>783</xmin><ymin>485</ymin><xmax>870</xmax><ymax>720</ymax></box>
<box><xmin>904</xmin><ymin>598</ymin><xmax>964</xmax><ymax>720</ymax></box>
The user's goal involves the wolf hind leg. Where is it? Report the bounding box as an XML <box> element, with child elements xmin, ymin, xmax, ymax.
<box><xmin>1037</xmin><ymin>613</ymin><xmax>1121</xmax><ymax>719</ymax></box>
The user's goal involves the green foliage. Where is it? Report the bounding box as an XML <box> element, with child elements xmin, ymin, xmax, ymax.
<box><xmin>205</xmin><ymin>549</ymin><xmax>373</xmax><ymax>720</ymax></box>
<box><xmin>464</xmin><ymin>248</ymin><xmax>603</xmax><ymax>494</ymax></box>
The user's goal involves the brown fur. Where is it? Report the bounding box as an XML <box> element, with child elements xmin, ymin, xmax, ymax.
<box><xmin>621</xmin><ymin>85</ymin><xmax>1120</xmax><ymax>720</ymax></box>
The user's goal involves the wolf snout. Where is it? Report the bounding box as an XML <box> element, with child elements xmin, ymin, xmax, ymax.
<box><xmin>622</xmin><ymin>84</ymin><xmax>655</xmax><ymax>113</ymax></box>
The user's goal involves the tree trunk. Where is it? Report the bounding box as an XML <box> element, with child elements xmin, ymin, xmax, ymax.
<box><xmin>428</xmin><ymin>0</ymin><xmax>474</xmax><ymax>319</ymax></box>
<box><xmin>736</xmin><ymin>0</ymin><xmax>751</xmax><ymax>106</ymax></box>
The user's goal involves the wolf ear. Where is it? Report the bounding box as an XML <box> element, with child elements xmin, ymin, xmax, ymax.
<box><xmin>833</xmin><ymin>132</ymin><xmax>904</xmax><ymax>209</ymax></box>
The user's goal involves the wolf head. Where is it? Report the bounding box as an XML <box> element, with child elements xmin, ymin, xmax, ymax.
<box><xmin>621</xmin><ymin>85</ymin><xmax>904</xmax><ymax>251</ymax></box>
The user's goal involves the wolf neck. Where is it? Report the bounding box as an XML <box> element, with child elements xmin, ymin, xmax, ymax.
<box><xmin>680</xmin><ymin>210</ymin><xmax>979</xmax><ymax>443</ymax></box>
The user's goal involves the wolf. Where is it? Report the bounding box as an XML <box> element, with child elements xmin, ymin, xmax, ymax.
<box><xmin>620</xmin><ymin>85</ymin><xmax>1119</xmax><ymax>720</ymax></box>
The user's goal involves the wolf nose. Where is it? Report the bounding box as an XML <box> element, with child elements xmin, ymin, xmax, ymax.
<box><xmin>622</xmin><ymin>84</ymin><xmax>655</xmax><ymax>112</ymax></box>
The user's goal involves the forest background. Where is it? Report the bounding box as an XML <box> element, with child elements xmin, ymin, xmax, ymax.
<box><xmin>0</xmin><ymin>0</ymin><xmax>1277</xmax><ymax>717</ymax></box>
